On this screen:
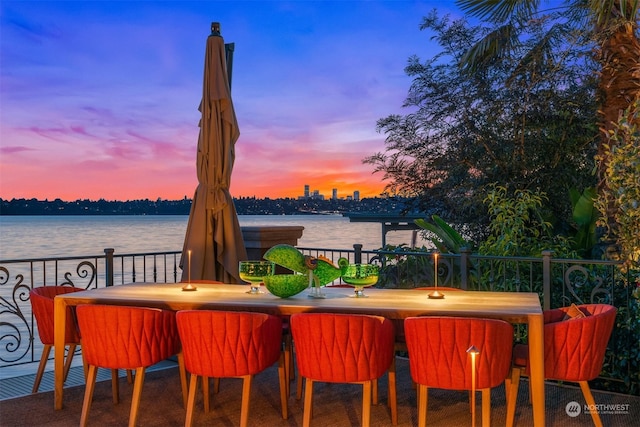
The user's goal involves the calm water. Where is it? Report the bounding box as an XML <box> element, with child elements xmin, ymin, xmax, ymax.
<box><xmin>0</xmin><ymin>215</ymin><xmax>427</xmax><ymax>379</ymax></box>
<box><xmin>0</xmin><ymin>215</ymin><xmax>426</xmax><ymax>260</ymax></box>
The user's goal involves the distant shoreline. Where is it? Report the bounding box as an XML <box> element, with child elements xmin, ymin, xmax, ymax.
<box><xmin>0</xmin><ymin>196</ymin><xmax>416</xmax><ymax>216</ymax></box>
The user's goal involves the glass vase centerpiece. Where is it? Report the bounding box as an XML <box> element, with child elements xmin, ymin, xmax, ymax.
<box><xmin>263</xmin><ymin>244</ymin><xmax>342</xmax><ymax>299</ymax></box>
<box><xmin>238</xmin><ymin>260</ymin><xmax>274</xmax><ymax>294</ymax></box>
<box><xmin>340</xmin><ymin>263</ymin><xmax>379</xmax><ymax>298</ymax></box>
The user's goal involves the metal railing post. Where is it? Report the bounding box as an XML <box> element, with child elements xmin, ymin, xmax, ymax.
<box><xmin>353</xmin><ymin>244</ymin><xmax>362</xmax><ymax>264</ymax></box>
<box><xmin>104</xmin><ymin>248</ymin><xmax>114</xmax><ymax>287</ymax></box>
<box><xmin>542</xmin><ymin>250</ymin><xmax>553</xmax><ymax>310</ymax></box>
<box><xmin>460</xmin><ymin>247</ymin><xmax>470</xmax><ymax>290</ymax></box>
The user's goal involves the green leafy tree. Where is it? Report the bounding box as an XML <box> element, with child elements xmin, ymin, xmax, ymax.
<box><xmin>456</xmin><ymin>0</ymin><xmax>640</xmax><ymax>238</ymax></box>
<box><xmin>479</xmin><ymin>185</ymin><xmax>576</xmax><ymax>258</ymax></box>
<box><xmin>366</xmin><ymin>11</ymin><xmax>598</xmax><ymax>242</ymax></box>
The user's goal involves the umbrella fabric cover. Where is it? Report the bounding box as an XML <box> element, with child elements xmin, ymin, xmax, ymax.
<box><xmin>181</xmin><ymin>32</ymin><xmax>247</xmax><ymax>283</ymax></box>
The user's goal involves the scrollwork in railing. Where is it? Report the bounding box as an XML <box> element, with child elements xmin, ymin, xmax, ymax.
<box><xmin>59</xmin><ymin>261</ymin><xmax>96</xmax><ymax>289</ymax></box>
<box><xmin>563</xmin><ymin>265</ymin><xmax>612</xmax><ymax>305</ymax></box>
<box><xmin>0</xmin><ymin>270</ymin><xmax>31</xmax><ymax>364</ymax></box>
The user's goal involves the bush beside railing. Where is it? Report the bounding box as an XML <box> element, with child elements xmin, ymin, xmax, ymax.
<box><xmin>0</xmin><ymin>246</ymin><xmax>637</xmax><ymax>395</ymax></box>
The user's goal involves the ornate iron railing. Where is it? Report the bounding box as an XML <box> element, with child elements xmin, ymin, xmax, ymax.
<box><xmin>1</xmin><ymin>246</ymin><xmax>637</xmax><ymax>394</ymax></box>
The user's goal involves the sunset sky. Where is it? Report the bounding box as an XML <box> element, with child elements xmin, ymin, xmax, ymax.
<box><xmin>0</xmin><ymin>1</ymin><xmax>465</xmax><ymax>201</ymax></box>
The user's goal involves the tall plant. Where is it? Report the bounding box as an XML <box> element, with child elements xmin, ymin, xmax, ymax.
<box><xmin>569</xmin><ymin>186</ymin><xmax>599</xmax><ymax>257</ymax></box>
<box><xmin>595</xmin><ymin>100</ymin><xmax>640</xmax><ymax>271</ymax></box>
<box><xmin>414</xmin><ymin>215</ymin><xmax>472</xmax><ymax>253</ymax></box>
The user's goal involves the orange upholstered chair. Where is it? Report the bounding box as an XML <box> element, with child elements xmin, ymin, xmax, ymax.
<box><xmin>404</xmin><ymin>316</ymin><xmax>514</xmax><ymax>427</ymax></box>
<box><xmin>505</xmin><ymin>303</ymin><xmax>617</xmax><ymax>427</ymax></box>
<box><xmin>76</xmin><ymin>305</ymin><xmax>185</xmax><ymax>427</ymax></box>
<box><xmin>176</xmin><ymin>310</ymin><xmax>288</xmax><ymax>427</ymax></box>
<box><xmin>395</xmin><ymin>287</ymin><xmax>463</xmax><ymax>353</ymax></box>
<box><xmin>290</xmin><ymin>312</ymin><xmax>397</xmax><ymax>427</ymax></box>
<box><xmin>30</xmin><ymin>286</ymin><xmax>84</xmax><ymax>393</ymax></box>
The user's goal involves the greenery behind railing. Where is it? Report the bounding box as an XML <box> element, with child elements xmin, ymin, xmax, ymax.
<box><xmin>1</xmin><ymin>246</ymin><xmax>637</xmax><ymax>395</ymax></box>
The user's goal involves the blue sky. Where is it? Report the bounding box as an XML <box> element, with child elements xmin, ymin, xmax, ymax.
<box><xmin>0</xmin><ymin>1</ymin><xmax>465</xmax><ymax>200</ymax></box>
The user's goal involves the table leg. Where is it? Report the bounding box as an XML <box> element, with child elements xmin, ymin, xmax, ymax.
<box><xmin>54</xmin><ymin>296</ymin><xmax>67</xmax><ymax>410</ymax></box>
<box><xmin>528</xmin><ymin>313</ymin><xmax>545</xmax><ymax>426</ymax></box>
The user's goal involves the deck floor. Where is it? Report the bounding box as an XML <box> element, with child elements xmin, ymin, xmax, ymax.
<box><xmin>1</xmin><ymin>357</ymin><xmax>638</xmax><ymax>426</ymax></box>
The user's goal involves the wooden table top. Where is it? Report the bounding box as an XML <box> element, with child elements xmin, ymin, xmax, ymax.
<box><xmin>55</xmin><ymin>282</ymin><xmax>541</xmax><ymax>324</ymax></box>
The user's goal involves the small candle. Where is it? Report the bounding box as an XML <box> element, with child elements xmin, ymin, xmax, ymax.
<box><xmin>434</xmin><ymin>252</ymin><xmax>438</xmax><ymax>288</ymax></box>
<box><xmin>188</xmin><ymin>250</ymin><xmax>192</xmax><ymax>284</ymax></box>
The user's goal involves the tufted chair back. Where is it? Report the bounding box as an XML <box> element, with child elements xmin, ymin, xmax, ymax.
<box><xmin>75</xmin><ymin>304</ymin><xmax>184</xmax><ymax>427</ymax></box>
<box><xmin>506</xmin><ymin>303</ymin><xmax>617</xmax><ymax>427</ymax></box>
<box><xmin>31</xmin><ymin>286</ymin><xmax>83</xmax><ymax>346</ymax></box>
<box><xmin>177</xmin><ymin>310</ymin><xmax>282</xmax><ymax>377</ymax></box>
<box><xmin>540</xmin><ymin>303</ymin><xmax>616</xmax><ymax>381</ymax></box>
<box><xmin>176</xmin><ymin>310</ymin><xmax>287</xmax><ymax>427</ymax></box>
<box><xmin>292</xmin><ymin>312</ymin><xmax>395</xmax><ymax>383</ymax></box>
<box><xmin>404</xmin><ymin>316</ymin><xmax>514</xmax><ymax>427</ymax></box>
<box><xmin>29</xmin><ymin>286</ymin><xmax>84</xmax><ymax>393</ymax></box>
<box><xmin>77</xmin><ymin>305</ymin><xmax>180</xmax><ymax>369</ymax></box>
<box><xmin>290</xmin><ymin>312</ymin><xmax>397</xmax><ymax>427</ymax></box>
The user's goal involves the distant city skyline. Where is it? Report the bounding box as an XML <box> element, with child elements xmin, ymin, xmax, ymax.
<box><xmin>0</xmin><ymin>1</ymin><xmax>464</xmax><ymax>201</ymax></box>
<box><xmin>298</xmin><ymin>184</ymin><xmax>360</xmax><ymax>201</ymax></box>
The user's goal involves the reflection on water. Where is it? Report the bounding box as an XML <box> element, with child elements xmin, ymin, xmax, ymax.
<box><xmin>0</xmin><ymin>215</ymin><xmax>427</xmax><ymax>260</ymax></box>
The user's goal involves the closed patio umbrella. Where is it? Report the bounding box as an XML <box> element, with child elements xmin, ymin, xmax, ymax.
<box><xmin>181</xmin><ymin>23</ymin><xmax>247</xmax><ymax>283</ymax></box>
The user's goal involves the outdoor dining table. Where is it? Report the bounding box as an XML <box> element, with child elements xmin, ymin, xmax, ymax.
<box><xmin>53</xmin><ymin>282</ymin><xmax>545</xmax><ymax>426</ymax></box>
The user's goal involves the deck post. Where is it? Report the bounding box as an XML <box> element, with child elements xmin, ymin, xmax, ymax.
<box><xmin>353</xmin><ymin>244</ymin><xmax>363</xmax><ymax>264</ymax></box>
<box><xmin>104</xmin><ymin>248</ymin><xmax>114</xmax><ymax>287</ymax></box>
<box><xmin>542</xmin><ymin>250</ymin><xmax>553</xmax><ymax>310</ymax></box>
<box><xmin>460</xmin><ymin>247</ymin><xmax>471</xmax><ymax>290</ymax></box>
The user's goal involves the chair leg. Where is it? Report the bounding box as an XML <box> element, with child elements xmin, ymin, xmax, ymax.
<box><xmin>111</xmin><ymin>369</ymin><xmax>120</xmax><ymax>404</ymax></box>
<box><xmin>296</xmin><ymin>372</ymin><xmax>304</xmax><ymax>400</ymax></box>
<box><xmin>277</xmin><ymin>352</ymin><xmax>289</xmax><ymax>420</ymax></box>
<box><xmin>185</xmin><ymin>373</ymin><xmax>199</xmax><ymax>427</ymax></box>
<box><xmin>81</xmin><ymin>346</ymin><xmax>88</xmax><ymax>381</ymax></box>
<box><xmin>283</xmin><ymin>333</ymin><xmax>292</xmax><ymax>396</ymax></box>
<box><xmin>80</xmin><ymin>364</ymin><xmax>98</xmax><ymax>427</ymax></box>
<box><xmin>240</xmin><ymin>374</ymin><xmax>253</xmax><ymax>427</ymax></box>
<box><xmin>505</xmin><ymin>367</ymin><xmax>521</xmax><ymax>427</ymax></box>
<box><xmin>177</xmin><ymin>351</ymin><xmax>188</xmax><ymax>408</ymax></box>
<box><xmin>203</xmin><ymin>376</ymin><xmax>210</xmax><ymax>413</ymax></box>
<box><xmin>481</xmin><ymin>388</ymin><xmax>491</xmax><ymax>427</ymax></box>
<box><xmin>63</xmin><ymin>344</ymin><xmax>76</xmax><ymax>382</ymax></box>
<box><xmin>128</xmin><ymin>367</ymin><xmax>146</xmax><ymax>427</ymax></box>
<box><xmin>388</xmin><ymin>357</ymin><xmax>398</xmax><ymax>425</ymax></box>
<box><xmin>303</xmin><ymin>378</ymin><xmax>314</xmax><ymax>427</ymax></box>
<box><xmin>373</xmin><ymin>378</ymin><xmax>378</xmax><ymax>405</ymax></box>
<box><xmin>362</xmin><ymin>380</ymin><xmax>372</xmax><ymax>427</ymax></box>
<box><xmin>417</xmin><ymin>384</ymin><xmax>428</xmax><ymax>427</ymax></box>
<box><xmin>32</xmin><ymin>345</ymin><xmax>51</xmax><ymax>393</ymax></box>
<box><xmin>579</xmin><ymin>381</ymin><xmax>604</xmax><ymax>427</ymax></box>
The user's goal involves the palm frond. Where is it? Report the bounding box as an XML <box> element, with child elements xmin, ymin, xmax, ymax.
<box><xmin>508</xmin><ymin>22</ymin><xmax>568</xmax><ymax>82</ymax></box>
<box><xmin>459</xmin><ymin>24</ymin><xmax>517</xmax><ymax>73</ymax></box>
<box><xmin>589</xmin><ymin>0</ymin><xmax>640</xmax><ymax>26</ymax></box>
<box><xmin>456</xmin><ymin>0</ymin><xmax>541</xmax><ymax>23</ymax></box>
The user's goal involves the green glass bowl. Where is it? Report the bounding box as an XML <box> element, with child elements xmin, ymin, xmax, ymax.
<box><xmin>341</xmin><ymin>264</ymin><xmax>379</xmax><ymax>287</ymax></box>
<box><xmin>263</xmin><ymin>274</ymin><xmax>309</xmax><ymax>298</ymax></box>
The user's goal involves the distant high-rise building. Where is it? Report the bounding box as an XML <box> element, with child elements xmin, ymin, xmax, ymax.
<box><xmin>354</xmin><ymin>191</ymin><xmax>360</xmax><ymax>201</ymax></box>
<box><xmin>332</xmin><ymin>188</ymin><xmax>338</xmax><ymax>200</ymax></box>
<box><xmin>304</xmin><ymin>185</ymin><xmax>310</xmax><ymax>198</ymax></box>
